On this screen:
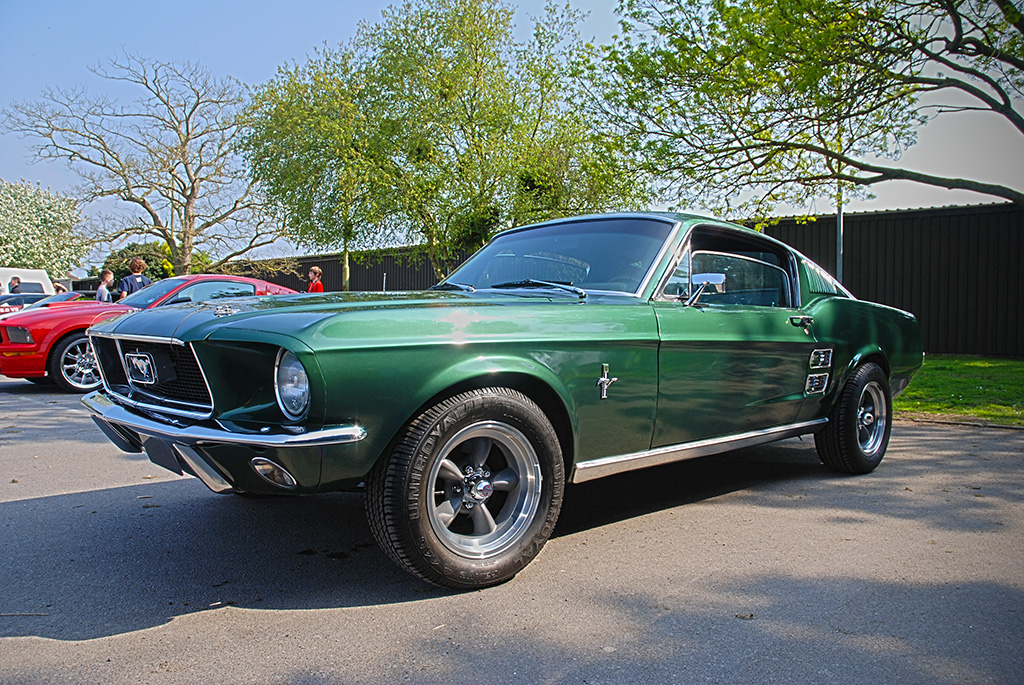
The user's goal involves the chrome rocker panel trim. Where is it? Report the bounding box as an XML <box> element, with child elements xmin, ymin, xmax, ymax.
<box><xmin>571</xmin><ymin>419</ymin><xmax>828</xmax><ymax>483</ymax></box>
<box><xmin>81</xmin><ymin>390</ymin><xmax>368</xmax><ymax>449</ymax></box>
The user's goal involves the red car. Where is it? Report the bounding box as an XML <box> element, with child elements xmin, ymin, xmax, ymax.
<box><xmin>0</xmin><ymin>274</ymin><xmax>297</xmax><ymax>392</ymax></box>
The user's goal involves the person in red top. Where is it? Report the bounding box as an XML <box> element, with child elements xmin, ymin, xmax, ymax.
<box><xmin>307</xmin><ymin>265</ymin><xmax>324</xmax><ymax>293</ymax></box>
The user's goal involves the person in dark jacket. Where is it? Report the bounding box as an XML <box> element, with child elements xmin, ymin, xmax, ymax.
<box><xmin>118</xmin><ymin>257</ymin><xmax>152</xmax><ymax>300</ymax></box>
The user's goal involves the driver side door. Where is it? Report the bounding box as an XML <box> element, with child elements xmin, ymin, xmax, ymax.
<box><xmin>652</xmin><ymin>236</ymin><xmax>820</xmax><ymax>447</ymax></box>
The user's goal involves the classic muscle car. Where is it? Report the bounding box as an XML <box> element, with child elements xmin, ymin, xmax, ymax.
<box><xmin>82</xmin><ymin>213</ymin><xmax>923</xmax><ymax>589</ymax></box>
<box><xmin>0</xmin><ymin>275</ymin><xmax>297</xmax><ymax>392</ymax></box>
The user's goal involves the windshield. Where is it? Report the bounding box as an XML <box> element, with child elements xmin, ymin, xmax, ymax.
<box><xmin>120</xmin><ymin>278</ymin><xmax>183</xmax><ymax>308</ymax></box>
<box><xmin>443</xmin><ymin>218</ymin><xmax>675</xmax><ymax>295</ymax></box>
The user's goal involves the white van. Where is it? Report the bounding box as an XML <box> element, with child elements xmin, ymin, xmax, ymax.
<box><xmin>0</xmin><ymin>268</ymin><xmax>55</xmax><ymax>295</ymax></box>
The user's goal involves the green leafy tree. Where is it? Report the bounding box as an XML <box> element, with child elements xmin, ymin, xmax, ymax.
<box><xmin>101</xmin><ymin>242</ymin><xmax>175</xmax><ymax>283</ymax></box>
<box><xmin>0</xmin><ymin>179</ymin><xmax>88</xmax><ymax>276</ymax></box>
<box><xmin>100</xmin><ymin>241</ymin><xmax>216</xmax><ymax>283</ymax></box>
<box><xmin>241</xmin><ymin>50</ymin><xmax>391</xmax><ymax>290</ymax></box>
<box><xmin>597</xmin><ymin>0</ymin><xmax>1024</xmax><ymax>216</ymax></box>
<box><xmin>1</xmin><ymin>52</ymin><xmax>285</xmax><ymax>275</ymax></box>
<box><xmin>244</xmin><ymin>0</ymin><xmax>648</xmax><ymax>281</ymax></box>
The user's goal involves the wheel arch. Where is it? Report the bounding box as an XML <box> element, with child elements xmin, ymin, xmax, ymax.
<box><xmin>45</xmin><ymin>325</ymin><xmax>91</xmax><ymax>373</ymax></box>
<box><xmin>378</xmin><ymin>361</ymin><xmax>578</xmax><ymax>484</ymax></box>
<box><xmin>847</xmin><ymin>347</ymin><xmax>891</xmax><ymax>380</ymax></box>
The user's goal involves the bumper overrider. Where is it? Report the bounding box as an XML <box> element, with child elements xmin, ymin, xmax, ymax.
<box><xmin>82</xmin><ymin>391</ymin><xmax>366</xmax><ymax>494</ymax></box>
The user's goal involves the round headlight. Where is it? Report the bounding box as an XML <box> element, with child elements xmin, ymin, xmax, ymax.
<box><xmin>275</xmin><ymin>349</ymin><xmax>310</xmax><ymax>420</ymax></box>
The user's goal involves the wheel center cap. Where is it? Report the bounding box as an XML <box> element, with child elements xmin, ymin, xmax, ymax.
<box><xmin>860</xmin><ymin>410</ymin><xmax>875</xmax><ymax>427</ymax></box>
<box><xmin>470</xmin><ymin>480</ymin><xmax>494</xmax><ymax>501</ymax></box>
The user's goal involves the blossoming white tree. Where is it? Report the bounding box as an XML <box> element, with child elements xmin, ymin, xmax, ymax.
<box><xmin>0</xmin><ymin>179</ymin><xmax>87</xmax><ymax>277</ymax></box>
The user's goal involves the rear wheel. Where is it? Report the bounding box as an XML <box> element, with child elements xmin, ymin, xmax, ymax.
<box><xmin>49</xmin><ymin>332</ymin><xmax>102</xmax><ymax>393</ymax></box>
<box><xmin>366</xmin><ymin>387</ymin><xmax>564</xmax><ymax>589</ymax></box>
<box><xmin>815</xmin><ymin>362</ymin><xmax>892</xmax><ymax>474</ymax></box>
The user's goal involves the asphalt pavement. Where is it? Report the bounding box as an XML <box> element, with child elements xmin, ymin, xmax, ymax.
<box><xmin>1</xmin><ymin>376</ymin><xmax>1021</xmax><ymax>683</ymax></box>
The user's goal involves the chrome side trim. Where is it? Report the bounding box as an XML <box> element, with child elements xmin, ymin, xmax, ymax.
<box><xmin>89</xmin><ymin>331</ymin><xmax>186</xmax><ymax>346</ymax></box>
<box><xmin>571</xmin><ymin>419</ymin><xmax>828</xmax><ymax>484</ymax></box>
<box><xmin>82</xmin><ymin>391</ymin><xmax>367</xmax><ymax>448</ymax></box>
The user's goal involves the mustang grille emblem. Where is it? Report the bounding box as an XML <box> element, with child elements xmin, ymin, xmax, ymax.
<box><xmin>125</xmin><ymin>352</ymin><xmax>157</xmax><ymax>385</ymax></box>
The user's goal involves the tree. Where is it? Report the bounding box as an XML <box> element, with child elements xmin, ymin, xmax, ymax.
<box><xmin>1</xmin><ymin>52</ymin><xmax>285</xmax><ymax>275</ymax></box>
<box><xmin>360</xmin><ymin>0</ymin><xmax>649</xmax><ymax>278</ymax></box>
<box><xmin>597</xmin><ymin>0</ymin><xmax>1024</xmax><ymax>216</ymax></box>
<box><xmin>0</xmin><ymin>179</ymin><xmax>88</xmax><ymax>276</ymax></box>
<box><xmin>241</xmin><ymin>50</ymin><xmax>391</xmax><ymax>290</ymax></box>
<box><xmin>244</xmin><ymin>0</ymin><xmax>649</xmax><ymax>282</ymax></box>
<box><xmin>100</xmin><ymin>242</ymin><xmax>176</xmax><ymax>283</ymax></box>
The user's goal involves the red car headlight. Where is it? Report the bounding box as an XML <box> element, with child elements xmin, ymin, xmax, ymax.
<box><xmin>6</xmin><ymin>327</ymin><xmax>34</xmax><ymax>344</ymax></box>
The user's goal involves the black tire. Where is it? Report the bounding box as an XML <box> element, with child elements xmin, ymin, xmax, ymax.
<box><xmin>48</xmin><ymin>332</ymin><xmax>102</xmax><ymax>393</ymax></box>
<box><xmin>366</xmin><ymin>387</ymin><xmax>565</xmax><ymax>590</ymax></box>
<box><xmin>815</xmin><ymin>362</ymin><xmax>892</xmax><ymax>474</ymax></box>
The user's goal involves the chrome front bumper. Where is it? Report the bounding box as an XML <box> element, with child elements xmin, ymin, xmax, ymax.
<box><xmin>81</xmin><ymin>391</ymin><xmax>367</xmax><ymax>493</ymax></box>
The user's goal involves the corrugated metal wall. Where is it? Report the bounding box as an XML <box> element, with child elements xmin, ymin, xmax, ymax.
<box><xmin>763</xmin><ymin>204</ymin><xmax>1023</xmax><ymax>356</ymax></box>
<box><xmin>271</xmin><ymin>247</ymin><xmax>470</xmax><ymax>293</ymax></box>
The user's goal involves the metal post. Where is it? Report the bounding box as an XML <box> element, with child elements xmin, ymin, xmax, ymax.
<box><xmin>836</xmin><ymin>182</ymin><xmax>844</xmax><ymax>283</ymax></box>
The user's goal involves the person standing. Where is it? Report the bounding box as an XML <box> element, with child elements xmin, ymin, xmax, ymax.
<box><xmin>8</xmin><ymin>276</ymin><xmax>21</xmax><ymax>294</ymax></box>
<box><xmin>307</xmin><ymin>266</ymin><xmax>324</xmax><ymax>293</ymax></box>
<box><xmin>96</xmin><ymin>269</ymin><xmax>115</xmax><ymax>302</ymax></box>
<box><xmin>118</xmin><ymin>257</ymin><xmax>152</xmax><ymax>300</ymax></box>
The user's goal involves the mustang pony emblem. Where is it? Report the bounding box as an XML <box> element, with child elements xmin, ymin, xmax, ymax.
<box><xmin>125</xmin><ymin>352</ymin><xmax>157</xmax><ymax>384</ymax></box>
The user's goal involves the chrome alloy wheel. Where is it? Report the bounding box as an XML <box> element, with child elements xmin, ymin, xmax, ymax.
<box><xmin>60</xmin><ymin>338</ymin><xmax>101</xmax><ymax>390</ymax></box>
<box><xmin>857</xmin><ymin>380</ymin><xmax>888</xmax><ymax>457</ymax></box>
<box><xmin>426</xmin><ymin>421</ymin><xmax>543</xmax><ymax>559</ymax></box>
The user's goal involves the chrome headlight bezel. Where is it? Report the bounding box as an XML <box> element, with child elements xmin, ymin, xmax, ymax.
<box><xmin>274</xmin><ymin>348</ymin><xmax>310</xmax><ymax>421</ymax></box>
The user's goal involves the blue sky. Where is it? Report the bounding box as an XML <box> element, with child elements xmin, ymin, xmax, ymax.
<box><xmin>1</xmin><ymin>0</ymin><xmax>1021</xmax><ymax>232</ymax></box>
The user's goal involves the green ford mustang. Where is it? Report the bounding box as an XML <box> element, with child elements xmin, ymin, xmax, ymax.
<box><xmin>83</xmin><ymin>213</ymin><xmax>923</xmax><ymax>589</ymax></box>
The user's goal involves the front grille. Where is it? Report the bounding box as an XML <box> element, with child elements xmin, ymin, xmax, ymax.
<box><xmin>118</xmin><ymin>341</ymin><xmax>211</xmax><ymax>406</ymax></box>
<box><xmin>90</xmin><ymin>334</ymin><xmax>213</xmax><ymax>416</ymax></box>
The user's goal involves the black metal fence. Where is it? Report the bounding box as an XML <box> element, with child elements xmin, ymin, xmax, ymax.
<box><xmin>762</xmin><ymin>203</ymin><xmax>1022</xmax><ymax>356</ymax></box>
<box><xmin>270</xmin><ymin>247</ymin><xmax>466</xmax><ymax>294</ymax></box>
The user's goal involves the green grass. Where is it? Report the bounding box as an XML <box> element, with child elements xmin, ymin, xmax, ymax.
<box><xmin>894</xmin><ymin>355</ymin><xmax>1024</xmax><ymax>427</ymax></box>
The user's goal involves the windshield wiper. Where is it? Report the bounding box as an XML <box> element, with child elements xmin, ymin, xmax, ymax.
<box><xmin>489</xmin><ymin>279</ymin><xmax>587</xmax><ymax>299</ymax></box>
<box><xmin>429</xmin><ymin>282</ymin><xmax>476</xmax><ymax>293</ymax></box>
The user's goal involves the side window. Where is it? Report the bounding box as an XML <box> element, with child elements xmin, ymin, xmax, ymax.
<box><xmin>164</xmin><ymin>281</ymin><xmax>256</xmax><ymax>305</ymax></box>
<box><xmin>691</xmin><ymin>251</ymin><xmax>790</xmax><ymax>307</ymax></box>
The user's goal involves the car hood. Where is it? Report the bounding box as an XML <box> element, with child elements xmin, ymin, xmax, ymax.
<box><xmin>1</xmin><ymin>301</ymin><xmax>132</xmax><ymax>327</ymax></box>
<box><xmin>88</xmin><ymin>289</ymin><xmax>622</xmax><ymax>347</ymax></box>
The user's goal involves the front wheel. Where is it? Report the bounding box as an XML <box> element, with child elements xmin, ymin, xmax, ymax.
<box><xmin>49</xmin><ymin>332</ymin><xmax>102</xmax><ymax>393</ymax></box>
<box><xmin>366</xmin><ymin>387</ymin><xmax>565</xmax><ymax>589</ymax></box>
<box><xmin>815</xmin><ymin>362</ymin><xmax>892</xmax><ymax>474</ymax></box>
